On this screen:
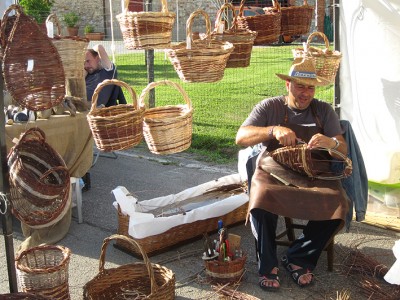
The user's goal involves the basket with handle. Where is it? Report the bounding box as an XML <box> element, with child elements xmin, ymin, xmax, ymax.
<box><xmin>237</xmin><ymin>0</ymin><xmax>281</xmax><ymax>45</ymax></box>
<box><xmin>292</xmin><ymin>31</ymin><xmax>342</xmax><ymax>84</ymax></box>
<box><xmin>211</xmin><ymin>2</ymin><xmax>257</xmax><ymax>68</ymax></box>
<box><xmin>83</xmin><ymin>234</ymin><xmax>175</xmax><ymax>300</ymax></box>
<box><xmin>139</xmin><ymin>80</ymin><xmax>193</xmax><ymax>155</ymax></box>
<box><xmin>87</xmin><ymin>79</ymin><xmax>145</xmax><ymax>152</ymax></box>
<box><xmin>279</xmin><ymin>0</ymin><xmax>314</xmax><ymax>36</ymax></box>
<box><xmin>165</xmin><ymin>9</ymin><xmax>234</xmax><ymax>83</ymax></box>
<box><xmin>0</xmin><ymin>4</ymin><xmax>65</xmax><ymax>111</ymax></box>
<box><xmin>46</xmin><ymin>14</ymin><xmax>89</xmax><ymax>80</ymax></box>
<box><xmin>116</xmin><ymin>0</ymin><xmax>176</xmax><ymax>50</ymax></box>
<box><xmin>15</xmin><ymin>245</ymin><xmax>71</xmax><ymax>300</ymax></box>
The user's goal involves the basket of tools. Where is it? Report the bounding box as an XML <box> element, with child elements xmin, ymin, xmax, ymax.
<box><xmin>237</xmin><ymin>0</ymin><xmax>281</xmax><ymax>45</ymax></box>
<box><xmin>87</xmin><ymin>79</ymin><xmax>145</xmax><ymax>152</ymax></box>
<box><xmin>83</xmin><ymin>234</ymin><xmax>175</xmax><ymax>300</ymax></box>
<box><xmin>139</xmin><ymin>80</ymin><xmax>193</xmax><ymax>155</ymax></box>
<box><xmin>116</xmin><ymin>0</ymin><xmax>175</xmax><ymax>50</ymax></box>
<box><xmin>165</xmin><ymin>9</ymin><xmax>234</xmax><ymax>83</ymax></box>
<box><xmin>211</xmin><ymin>2</ymin><xmax>257</xmax><ymax>68</ymax></box>
<box><xmin>278</xmin><ymin>0</ymin><xmax>314</xmax><ymax>36</ymax></box>
<box><xmin>0</xmin><ymin>4</ymin><xmax>65</xmax><ymax>111</ymax></box>
<box><xmin>45</xmin><ymin>14</ymin><xmax>89</xmax><ymax>80</ymax></box>
<box><xmin>292</xmin><ymin>31</ymin><xmax>342</xmax><ymax>84</ymax></box>
<box><xmin>7</xmin><ymin>128</ymin><xmax>71</xmax><ymax>228</ymax></box>
<box><xmin>15</xmin><ymin>245</ymin><xmax>71</xmax><ymax>300</ymax></box>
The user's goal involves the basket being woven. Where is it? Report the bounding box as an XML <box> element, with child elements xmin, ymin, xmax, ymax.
<box><xmin>237</xmin><ymin>0</ymin><xmax>281</xmax><ymax>45</ymax></box>
<box><xmin>83</xmin><ymin>234</ymin><xmax>175</xmax><ymax>300</ymax></box>
<box><xmin>204</xmin><ymin>254</ymin><xmax>247</xmax><ymax>284</ymax></box>
<box><xmin>139</xmin><ymin>80</ymin><xmax>193</xmax><ymax>155</ymax></box>
<box><xmin>87</xmin><ymin>79</ymin><xmax>145</xmax><ymax>152</ymax></box>
<box><xmin>279</xmin><ymin>0</ymin><xmax>314</xmax><ymax>36</ymax></box>
<box><xmin>15</xmin><ymin>245</ymin><xmax>71</xmax><ymax>300</ymax></box>
<box><xmin>46</xmin><ymin>14</ymin><xmax>89</xmax><ymax>80</ymax></box>
<box><xmin>116</xmin><ymin>0</ymin><xmax>175</xmax><ymax>50</ymax></box>
<box><xmin>211</xmin><ymin>3</ymin><xmax>257</xmax><ymax>68</ymax></box>
<box><xmin>1</xmin><ymin>4</ymin><xmax>65</xmax><ymax>111</ymax></box>
<box><xmin>292</xmin><ymin>31</ymin><xmax>342</xmax><ymax>84</ymax></box>
<box><xmin>165</xmin><ymin>9</ymin><xmax>234</xmax><ymax>83</ymax></box>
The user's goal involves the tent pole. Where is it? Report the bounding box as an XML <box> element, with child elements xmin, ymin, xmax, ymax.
<box><xmin>333</xmin><ymin>0</ymin><xmax>341</xmax><ymax>117</ymax></box>
<box><xmin>0</xmin><ymin>62</ymin><xmax>18</xmax><ymax>292</ymax></box>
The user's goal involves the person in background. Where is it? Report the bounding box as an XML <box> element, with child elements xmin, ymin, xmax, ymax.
<box><xmin>84</xmin><ymin>44</ymin><xmax>126</xmax><ymax>106</ymax></box>
<box><xmin>236</xmin><ymin>57</ymin><xmax>349</xmax><ymax>291</ymax></box>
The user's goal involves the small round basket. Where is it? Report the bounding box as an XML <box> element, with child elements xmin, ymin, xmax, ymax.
<box><xmin>87</xmin><ymin>79</ymin><xmax>145</xmax><ymax>152</ymax></box>
<box><xmin>15</xmin><ymin>245</ymin><xmax>71</xmax><ymax>300</ymax></box>
<box><xmin>83</xmin><ymin>234</ymin><xmax>175</xmax><ymax>300</ymax></box>
<box><xmin>139</xmin><ymin>80</ymin><xmax>193</xmax><ymax>155</ymax></box>
<box><xmin>204</xmin><ymin>254</ymin><xmax>247</xmax><ymax>284</ymax></box>
<box><xmin>292</xmin><ymin>31</ymin><xmax>342</xmax><ymax>84</ymax></box>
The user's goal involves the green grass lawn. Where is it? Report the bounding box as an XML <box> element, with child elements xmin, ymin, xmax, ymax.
<box><xmin>116</xmin><ymin>45</ymin><xmax>335</xmax><ymax>164</ymax></box>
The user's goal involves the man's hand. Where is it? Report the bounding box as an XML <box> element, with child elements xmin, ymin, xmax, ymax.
<box><xmin>273</xmin><ymin>126</ymin><xmax>298</xmax><ymax>146</ymax></box>
<box><xmin>307</xmin><ymin>133</ymin><xmax>335</xmax><ymax>149</ymax></box>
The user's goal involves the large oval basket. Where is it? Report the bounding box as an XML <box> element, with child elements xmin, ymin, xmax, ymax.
<box><xmin>87</xmin><ymin>79</ymin><xmax>145</xmax><ymax>152</ymax></box>
<box><xmin>83</xmin><ymin>234</ymin><xmax>175</xmax><ymax>300</ymax></box>
<box><xmin>139</xmin><ymin>80</ymin><xmax>193</xmax><ymax>155</ymax></box>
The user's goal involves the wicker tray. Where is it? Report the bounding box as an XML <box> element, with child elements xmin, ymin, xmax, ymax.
<box><xmin>165</xmin><ymin>9</ymin><xmax>234</xmax><ymax>83</ymax></box>
<box><xmin>116</xmin><ymin>0</ymin><xmax>175</xmax><ymax>50</ymax></box>
<box><xmin>211</xmin><ymin>2</ymin><xmax>257</xmax><ymax>68</ymax></box>
<box><xmin>83</xmin><ymin>234</ymin><xmax>175</xmax><ymax>300</ymax></box>
<box><xmin>204</xmin><ymin>254</ymin><xmax>247</xmax><ymax>284</ymax></box>
<box><xmin>140</xmin><ymin>80</ymin><xmax>193</xmax><ymax>155</ymax></box>
<box><xmin>279</xmin><ymin>0</ymin><xmax>314</xmax><ymax>36</ymax></box>
<box><xmin>292</xmin><ymin>31</ymin><xmax>342</xmax><ymax>84</ymax></box>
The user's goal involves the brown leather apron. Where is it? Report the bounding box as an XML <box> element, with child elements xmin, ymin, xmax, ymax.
<box><xmin>248</xmin><ymin>105</ymin><xmax>349</xmax><ymax>228</ymax></box>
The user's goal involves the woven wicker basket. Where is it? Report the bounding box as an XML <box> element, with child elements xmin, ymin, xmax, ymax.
<box><xmin>83</xmin><ymin>234</ymin><xmax>175</xmax><ymax>300</ymax></box>
<box><xmin>0</xmin><ymin>293</ymin><xmax>49</xmax><ymax>299</ymax></box>
<box><xmin>292</xmin><ymin>31</ymin><xmax>342</xmax><ymax>84</ymax></box>
<box><xmin>115</xmin><ymin>201</ymin><xmax>248</xmax><ymax>258</ymax></box>
<box><xmin>116</xmin><ymin>0</ymin><xmax>175</xmax><ymax>50</ymax></box>
<box><xmin>15</xmin><ymin>245</ymin><xmax>71</xmax><ymax>300</ymax></box>
<box><xmin>237</xmin><ymin>0</ymin><xmax>281</xmax><ymax>45</ymax></box>
<box><xmin>211</xmin><ymin>3</ymin><xmax>257</xmax><ymax>68</ymax></box>
<box><xmin>204</xmin><ymin>254</ymin><xmax>247</xmax><ymax>284</ymax></box>
<box><xmin>165</xmin><ymin>9</ymin><xmax>234</xmax><ymax>83</ymax></box>
<box><xmin>279</xmin><ymin>0</ymin><xmax>314</xmax><ymax>36</ymax></box>
<box><xmin>1</xmin><ymin>4</ymin><xmax>65</xmax><ymax>111</ymax></box>
<box><xmin>139</xmin><ymin>80</ymin><xmax>193</xmax><ymax>155</ymax></box>
<box><xmin>87</xmin><ymin>79</ymin><xmax>145</xmax><ymax>152</ymax></box>
<box><xmin>46</xmin><ymin>14</ymin><xmax>89</xmax><ymax>80</ymax></box>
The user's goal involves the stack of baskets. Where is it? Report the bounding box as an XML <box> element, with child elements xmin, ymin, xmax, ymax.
<box><xmin>165</xmin><ymin>9</ymin><xmax>234</xmax><ymax>83</ymax></box>
<box><xmin>15</xmin><ymin>245</ymin><xmax>71</xmax><ymax>300</ymax></box>
<box><xmin>7</xmin><ymin>128</ymin><xmax>71</xmax><ymax>229</ymax></box>
<box><xmin>116</xmin><ymin>0</ymin><xmax>175</xmax><ymax>50</ymax></box>
<box><xmin>292</xmin><ymin>31</ymin><xmax>342</xmax><ymax>84</ymax></box>
<box><xmin>279</xmin><ymin>0</ymin><xmax>314</xmax><ymax>36</ymax></box>
<box><xmin>237</xmin><ymin>0</ymin><xmax>281</xmax><ymax>45</ymax></box>
<box><xmin>1</xmin><ymin>4</ymin><xmax>65</xmax><ymax>111</ymax></box>
<box><xmin>139</xmin><ymin>80</ymin><xmax>193</xmax><ymax>155</ymax></box>
<box><xmin>211</xmin><ymin>2</ymin><xmax>257</xmax><ymax>68</ymax></box>
<box><xmin>87</xmin><ymin>79</ymin><xmax>145</xmax><ymax>152</ymax></box>
<box><xmin>83</xmin><ymin>234</ymin><xmax>175</xmax><ymax>300</ymax></box>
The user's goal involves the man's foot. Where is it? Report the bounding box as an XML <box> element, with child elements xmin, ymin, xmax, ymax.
<box><xmin>259</xmin><ymin>267</ymin><xmax>280</xmax><ymax>291</ymax></box>
<box><xmin>281</xmin><ymin>256</ymin><xmax>314</xmax><ymax>287</ymax></box>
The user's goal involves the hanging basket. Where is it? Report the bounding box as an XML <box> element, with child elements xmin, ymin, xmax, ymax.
<box><xmin>237</xmin><ymin>0</ymin><xmax>281</xmax><ymax>45</ymax></box>
<box><xmin>0</xmin><ymin>4</ymin><xmax>65</xmax><ymax>111</ymax></box>
<box><xmin>204</xmin><ymin>254</ymin><xmax>247</xmax><ymax>284</ymax></box>
<box><xmin>116</xmin><ymin>0</ymin><xmax>176</xmax><ymax>50</ymax></box>
<box><xmin>46</xmin><ymin>14</ymin><xmax>89</xmax><ymax>80</ymax></box>
<box><xmin>279</xmin><ymin>0</ymin><xmax>314</xmax><ymax>36</ymax></box>
<box><xmin>292</xmin><ymin>31</ymin><xmax>342</xmax><ymax>84</ymax></box>
<box><xmin>139</xmin><ymin>80</ymin><xmax>193</xmax><ymax>155</ymax></box>
<box><xmin>211</xmin><ymin>3</ymin><xmax>257</xmax><ymax>68</ymax></box>
<box><xmin>83</xmin><ymin>234</ymin><xmax>175</xmax><ymax>300</ymax></box>
<box><xmin>15</xmin><ymin>245</ymin><xmax>71</xmax><ymax>300</ymax></box>
<box><xmin>87</xmin><ymin>79</ymin><xmax>145</xmax><ymax>152</ymax></box>
<box><xmin>165</xmin><ymin>9</ymin><xmax>234</xmax><ymax>83</ymax></box>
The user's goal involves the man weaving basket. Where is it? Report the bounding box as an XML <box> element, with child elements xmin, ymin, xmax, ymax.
<box><xmin>236</xmin><ymin>57</ymin><xmax>349</xmax><ymax>290</ymax></box>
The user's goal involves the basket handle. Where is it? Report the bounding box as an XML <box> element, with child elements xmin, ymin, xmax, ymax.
<box><xmin>186</xmin><ymin>9</ymin><xmax>211</xmax><ymax>50</ymax></box>
<box><xmin>214</xmin><ymin>3</ymin><xmax>237</xmax><ymax>32</ymax></box>
<box><xmin>138</xmin><ymin>80</ymin><xmax>192</xmax><ymax>110</ymax></box>
<box><xmin>90</xmin><ymin>79</ymin><xmax>140</xmax><ymax>112</ymax></box>
<box><xmin>15</xmin><ymin>128</ymin><xmax>47</xmax><ymax>145</ymax></box>
<box><xmin>45</xmin><ymin>13</ymin><xmax>62</xmax><ymax>36</ymax></box>
<box><xmin>0</xmin><ymin>4</ymin><xmax>22</xmax><ymax>49</ymax></box>
<box><xmin>99</xmin><ymin>234</ymin><xmax>159</xmax><ymax>294</ymax></box>
<box><xmin>305</xmin><ymin>31</ymin><xmax>330</xmax><ymax>52</ymax></box>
